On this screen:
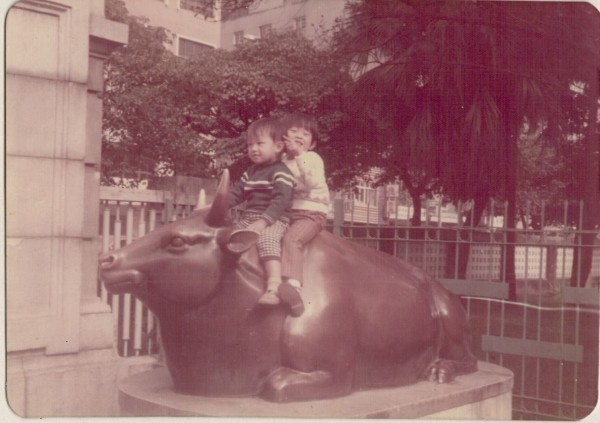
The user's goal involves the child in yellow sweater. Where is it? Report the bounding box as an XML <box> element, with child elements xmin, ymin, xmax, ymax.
<box><xmin>278</xmin><ymin>113</ymin><xmax>330</xmax><ymax>316</ymax></box>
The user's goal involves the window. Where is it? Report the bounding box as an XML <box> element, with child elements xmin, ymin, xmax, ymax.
<box><xmin>178</xmin><ymin>37</ymin><xmax>213</xmax><ymax>58</ymax></box>
<box><xmin>234</xmin><ymin>30</ymin><xmax>245</xmax><ymax>46</ymax></box>
<box><xmin>222</xmin><ymin>6</ymin><xmax>250</xmax><ymax>21</ymax></box>
<box><xmin>180</xmin><ymin>0</ymin><xmax>214</xmax><ymax>18</ymax></box>
<box><xmin>259</xmin><ymin>24</ymin><xmax>272</xmax><ymax>38</ymax></box>
<box><xmin>354</xmin><ymin>186</ymin><xmax>378</xmax><ymax>206</ymax></box>
<box><xmin>180</xmin><ymin>0</ymin><xmax>199</xmax><ymax>10</ymax></box>
<box><xmin>294</xmin><ymin>16</ymin><xmax>306</xmax><ymax>33</ymax></box>
<box><xmin>343</xmin><ymin>186</ymin><xmax>378</xmax><ymax>208</ymax></box>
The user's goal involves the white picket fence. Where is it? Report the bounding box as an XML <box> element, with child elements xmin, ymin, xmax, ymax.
<box><xmin>99</xmin><ymin>185</ymin><xmax>205</xmax><ymax>357</ymax></box>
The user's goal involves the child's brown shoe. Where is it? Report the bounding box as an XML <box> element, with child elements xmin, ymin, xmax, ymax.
<box><xmin>278</xmin><ymin>282</ymin><xmax>305</xmax><ymax>317</ymax></box>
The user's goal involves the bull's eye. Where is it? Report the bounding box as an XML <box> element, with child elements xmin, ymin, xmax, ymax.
<box><xmin>165</xmin><ymin>236</ymin><xmax>188</xmax><ymax>253</ymax></box>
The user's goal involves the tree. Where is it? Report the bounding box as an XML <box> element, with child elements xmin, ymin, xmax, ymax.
<box><xmin>332</xmin><ymin>1</ymin><xmax>600</xmax><ymax>294</ymax></box>
<box><xmin>206</xmin><ymin>31</ymin><xmax>351</xmax><ymax>178</ymax></box>
<box><xmin>560</xmin><ymin>79</ymin><xmax>600</xmax><ymax>287</ymax></box>
<box><xmin>174</xmin><ymin>0</ymin><xmax>256</xmax><ymax>20</ymax></box>
<box><xmin>516</xmin><ymin>130</ymin><xmax>567</xmax><ymax>229</ymax></box>
<box><xmin>103</xmin><ymin>0</ymin><xmax>216</xmax><ymax>182</ymax></box>
<box><xmin>102</xmin><ymin>0</ymin><xmax>350</xmax><ymax>183</ymax></box>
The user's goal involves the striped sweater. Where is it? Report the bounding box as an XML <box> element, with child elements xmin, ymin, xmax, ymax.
<box><xmin>228</xmin><ymin>161</ymin><xmax>294</xmax><ymax>224</ymax></box>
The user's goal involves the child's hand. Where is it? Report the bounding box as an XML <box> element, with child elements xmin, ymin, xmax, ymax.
<box><xmin>283</xmin><ymin>135</ymin><xmax>305</xmax><ymax>157</ymax></box>
<box><xmin>247</xmin><ymin>219</ymin><xmax>268</xmax><ymax>233</ymax></box>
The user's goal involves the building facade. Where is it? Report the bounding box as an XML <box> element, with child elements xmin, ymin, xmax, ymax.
<box><xmin>124</xmin><ymin>0</ymin><xmax>221</xmax><ymax>56</ymax></box>
<box><xmin>218</xmin><ymin>0</ymin><xmax>346</xmax><ymax>50</ymax></box>
<box><xmin>5</xmin><ymin>0</ymin><xmax>136</xmax><ymax>416</ymax></box>
<box><xmin>123</xmin><ymin>0</ymin><xmax>346</xmax><ymax>54</ymax></box>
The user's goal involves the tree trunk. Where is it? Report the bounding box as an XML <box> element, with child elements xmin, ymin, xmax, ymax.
<box><xmin>401</xmin><ymin>170</ymin><xmax>425</xmax><ymax>241</ymax></box>
<box><xmin>411</xmin><ymin>194</ymin><xmax>422</xmax><ymax>227</ymax></box>
<box><xmin>407</xmin><ymin>189</ymin><xmax>427</xmax><ymax>241</ymax></box>
<box><xmin>455</xmin><ymin>192</ymin><xmax>489</xmax><ymax>279</ymax></box>
<box><xmin>503</xmin><ymin>192</ymin><xmax>518</xmax><ymax>301</ymax></box>
<box><xmin>571</xmin><ymin>66</ymin><xmax>600</xmax><ymax>287</ymax></box>
<box><xmin>401</xmin><ymin>170</ymin><xmax>423</xmax><ymax>228</ymax></box>
<box><xmin>501</xmin><ymin>130</ymin><xmax>518</xmax><ymax>301</ymax></box>
<box><xmin>570</xmin><ymin>225</ymin><xmax>596</xmax><ymax>287</ymax></box>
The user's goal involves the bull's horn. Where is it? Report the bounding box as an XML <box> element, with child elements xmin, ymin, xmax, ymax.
<box><xmin>206</xmin><ymin>169</ymin><xmax>231</xmax><ymax>227</ymax></box>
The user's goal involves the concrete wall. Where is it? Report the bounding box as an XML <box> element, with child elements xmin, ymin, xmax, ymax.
<box><xmin>5</xmin><ymin>0</ymin><xmax>129</xmax><ymax>416</ymax></box>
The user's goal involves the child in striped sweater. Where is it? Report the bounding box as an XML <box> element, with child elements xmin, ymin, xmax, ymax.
<box><xmin>228</xmin><ymin>117</ymin><xmax>294</xmax><ymax>305</ymax></box>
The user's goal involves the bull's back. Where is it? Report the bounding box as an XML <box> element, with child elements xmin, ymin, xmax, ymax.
<box><xmin>305</xmin><ymin>230</ymin><xmax>438</xmax><ymax>295</ymax></box>
<box><xmin>302</xmin><ymin>231</ymin><xmax>441</xmax><ymax>344</ymax></box>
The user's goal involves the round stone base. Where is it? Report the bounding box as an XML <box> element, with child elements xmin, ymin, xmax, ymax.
<box><xmin>119</xmin><ymin>361</ymin><xmax>513</xmax><ymax>419</ymax></box>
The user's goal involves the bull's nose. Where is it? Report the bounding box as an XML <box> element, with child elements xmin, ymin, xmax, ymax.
<box><xmin>98</xmin><ymin>252</ymin><xmax>118</xmax><ymax>269</ymax></box>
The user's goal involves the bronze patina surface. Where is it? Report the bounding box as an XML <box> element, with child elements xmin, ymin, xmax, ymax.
<box><xmin>100</xmin><ymin>170</ymin><xmax>477</xmax><ymax>402</ymax></box>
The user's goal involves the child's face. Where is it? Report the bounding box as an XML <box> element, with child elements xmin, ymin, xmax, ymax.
<box><xmin>286</xmin><ymin>126</ymin><xmax>314</xmax><ymax>152</ymax></box>
<box><xmin>247</xmin><ymin>132</ymin><xmax>283</xmax><ymax>165</ymax></box>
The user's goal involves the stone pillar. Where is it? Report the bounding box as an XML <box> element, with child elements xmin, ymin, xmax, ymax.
<box><xmin>6</xmin><ymin>0</ymin><xmax>127</xmax><ymax>416</ymax></box>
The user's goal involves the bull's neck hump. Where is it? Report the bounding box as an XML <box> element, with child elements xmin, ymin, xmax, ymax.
<box><xmin>225</xmin><ymin>252</ymin><xmax>265</xmax><ymax>296</ymax></box>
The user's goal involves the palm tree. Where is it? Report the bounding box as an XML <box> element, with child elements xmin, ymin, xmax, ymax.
<box><xmin>334</xmin><ymin>0</ymin><xmax>599</xmax><ymax>295</ymax></box>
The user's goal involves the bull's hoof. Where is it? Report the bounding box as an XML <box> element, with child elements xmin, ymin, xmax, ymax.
<box><xmin>261</xmin><ymin>367</ymin><xmax>339</xmax><ymax>402</ymax></box>
<box><xmin>426</xmin><ymin>360</ymin><xmax>457</xmax><ymax>384</ymax></box>
<box><xmin>426</xmin><ymin>357</ymin><xmax>478</xmax><ymax>383</ymax></box>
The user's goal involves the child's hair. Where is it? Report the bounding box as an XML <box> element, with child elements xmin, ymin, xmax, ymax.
<box><xmin>246</xmin><ymin>117</ymin><xmax>283</xmax><ymax>144</ymax></box>
<box><xmin>280</xmin><ymin>113</ymin><xmax>319</xmax><ymax>145</ymax></box>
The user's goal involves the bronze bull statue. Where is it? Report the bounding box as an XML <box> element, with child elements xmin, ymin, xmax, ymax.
<box><xmin>99</xmin><ymin>170</ymin><xmax>477</xmax><ymax>402</ymax></box>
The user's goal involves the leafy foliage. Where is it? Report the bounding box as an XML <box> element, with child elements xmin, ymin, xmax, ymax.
<box><xmin>103</xmin><ymin>0</ymin><xmax>208</xmax><ymax>182</ymax></box>
<box><xmin>331</xmin><ymin>0</ymin><xmax>599</xmax><ymax>208</ymax></box>
<box><xmin>175</xmin><ymin>0</ymin><xmax>256</xmax><ymax>20</ymax></box>
<box><xmin>330</xmin><ymin>0</ymin><xmax>599</xmax><ymax>288</ymax></box>
<box><xmin>102</xmin><ymin>0</ymin><xmax>350</xmax><ymax>183</ymax></box>
<box><xmin>516</xmin><ymin>129</ymin><xmax>567</xmax><ymax>226</ymax></box>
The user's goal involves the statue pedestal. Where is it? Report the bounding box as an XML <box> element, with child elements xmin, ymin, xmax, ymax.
<box><xmin>118</xmin><ymin>361</ymin><xmax>513</xmax><ymax>419</ymax></box>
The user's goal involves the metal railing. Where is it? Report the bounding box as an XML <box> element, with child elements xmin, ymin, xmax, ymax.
<box><xmin>328</xmin><ymin>197</ymin><xmax>599</xmax><ymax>420</ymax></box>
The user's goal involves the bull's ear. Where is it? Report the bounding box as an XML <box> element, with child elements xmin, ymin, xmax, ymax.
<box><xmin>217</xmin><ymin>228</ymin><xmax>259</xmax><ymax>255</ymax></box>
